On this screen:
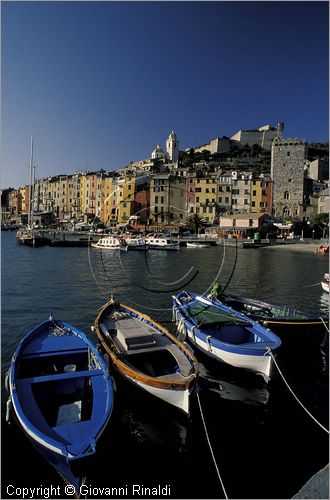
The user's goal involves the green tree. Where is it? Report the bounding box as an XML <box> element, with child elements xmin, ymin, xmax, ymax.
<box><xmin>186</xmin><ymin>214</ymin><xmax>207</xmax><ymax>235</ymax></box>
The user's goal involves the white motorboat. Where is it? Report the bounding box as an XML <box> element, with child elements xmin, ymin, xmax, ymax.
<box><xmin>91</xmin><ymin>236</ymin><xmax>123</xmax><ymax>249</ymax></box>
<box><xmin>147</xmin><ymin>236</ymin><xmax>180</xmax><ymax>250</ymax></box>
<box><xmin>125</xmin><ymin>238</ymin><xmax>148</xmax><ymax>250</ymax></box>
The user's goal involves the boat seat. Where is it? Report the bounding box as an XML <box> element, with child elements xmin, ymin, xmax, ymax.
<box><xmin>56</xmin><ymin>401</ymin><xmax>82</xmax><ymax>425</ymax></box>
<box><xmin>16</xmin><ymin>369</ymin><xmax>103</xmax><ymax>385</ymax></box>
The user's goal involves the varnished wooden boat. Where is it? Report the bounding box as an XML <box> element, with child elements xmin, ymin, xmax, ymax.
<box><xmin>94</xmin><ymin>297</ymin><xmax>199</xmax><ymax>414</ymax></box>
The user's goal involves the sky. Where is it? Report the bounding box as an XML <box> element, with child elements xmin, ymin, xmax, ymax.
<box><xmin>1</xmin><ymin>1</ymin><xmax>329</xmax><ymax>189</ymax></box>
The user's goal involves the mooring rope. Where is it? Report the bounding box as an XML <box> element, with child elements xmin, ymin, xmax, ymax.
<box><xmin>268</xmin><ymin>349</ymin><xmax>329</xmax><ymax>434</ymax></box>
<box><xmin>196</xmin><ymin>392</ymin><xmax>228</xmax><ymax>499</ymax></box>
<box><xmin>301</xmin><ymin>282</ymin><xmax>322</xmax><ymax>288</ymax></box>
<box><xmin>87</xmin><ymin>234</ymin><xmax>108</xmax><ymax>296</ymax></box>
<box><xmin>320</xmin><ymin>317</ymin><xmax>329</xmax><ymax>334</ymax></box>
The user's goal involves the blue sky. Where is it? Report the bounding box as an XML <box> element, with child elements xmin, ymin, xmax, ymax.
<box><xmin>2</xmin><ymin>1</ymin><xmax>329</xmax><ymax>188</ymax></box>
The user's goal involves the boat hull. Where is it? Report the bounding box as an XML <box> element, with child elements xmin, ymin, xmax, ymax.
<box><xmin>185</xmin><ymin>327</ymin><xmax>273</xmax><ymax>380</ymax></box>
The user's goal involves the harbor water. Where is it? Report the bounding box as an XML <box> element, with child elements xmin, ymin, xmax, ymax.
<box><xmin>1</xmin><ymin>231</ymin><xmax>329</xmax><ymax>499</ymax></box>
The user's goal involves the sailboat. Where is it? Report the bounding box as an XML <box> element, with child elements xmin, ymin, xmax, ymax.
<box><xmin>16</xmin><ymin>137</ymin><xmax>47</xmax><ymax>247</ymax></box>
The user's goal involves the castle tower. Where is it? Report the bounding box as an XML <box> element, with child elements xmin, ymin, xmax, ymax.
<box><xmin>271</xmin><ymin>137</ymin><xmax>307</xmax><ymax>218</ymax></box>
<box><xmin>166</xmin><ymin>131</ymin><xmax>179</xmax><ymax>162</ymax></box>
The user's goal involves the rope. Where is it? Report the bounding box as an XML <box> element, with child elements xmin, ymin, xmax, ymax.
<box><xmin>320</xmin><ymin>316</ymin><xmax>329</xmax><ymax>334</ymax></box>
<box><xmin>268</xmin><ymin>349</ymin><xmax>329</xmax><ymax>434</ymax></box>
<box><xmin>219</xmin><ymin>237</ymin><xmax>238</xmax><ymax>295</ymax></box>
<box><xmin>87</xmin><ymin>234</ymin><xmax>108</xmax><ymax>296</ymax></box>
<box><xmin>196</xmin><ymin>392</ymin><xmax>228</xmax><ymax>499</ymax></box>
<box><xmin>301</xmin><ymin>282</ymin><xmax>321</xmax><ymax>288</ymax></box>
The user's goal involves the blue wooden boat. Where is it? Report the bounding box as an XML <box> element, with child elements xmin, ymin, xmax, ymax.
<box><xmin>6</xmin><ymin>315</ymin><xmax>114</xmax><ymax>497</ymax></box>
<box><xmin>173</xmin><ymin>291</ymin><xmax>282</xmax><ymax>381</ymax></box>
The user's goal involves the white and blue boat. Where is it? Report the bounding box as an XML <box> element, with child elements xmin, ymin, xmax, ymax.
<box><xmin>172</xmin><ymin>291</ymin><xmax>282</xmax><ymax>381</ymax></box>
<box><xmin>6</xmin><ymin>315</ymin><xmax>114</xmax><ymax>497</ymax></box>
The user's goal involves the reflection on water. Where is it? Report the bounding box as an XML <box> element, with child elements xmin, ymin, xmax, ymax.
<box><xmin>198</xmin><ymin>361</ymin><xmax>270</xmax><ymax>406</ymax></box>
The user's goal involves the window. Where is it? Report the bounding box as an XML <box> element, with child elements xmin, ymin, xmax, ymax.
<box><xmin>253</xmin><ymin>190</ymin><xmax>256</xmax><ymax>196</ymax></box>
<box><xmin>252</xmin><ymin>201</ymin><xmax>256</xmax><ymax>207</ymax></box>
<box><xmin>161</xmin><ymin>196</ymin><xmax>164</xmax><ymax>204</ymax></box>
<box><xmin>244</xmin><ymin>199</ymin><xmax>249</xmax><ymax>205</ymax></box>
<box><xmin>196</xmin><ymin>197</ymin><xmax>200</xmax><ymax>202</ymax></box>
<box><xmin>219</xmin><ymin>197</ymin><xmax>223</xmax><ymax>203</ymax></box>
<box><xmin>225</xmin><ymin>197</ymin><xmax>229</xmax><ymax>204</ymax></box>
<box><xmin>284</xmin><ymin>191</ymin><xmax>289</xmax><ymax>200</ymax></box>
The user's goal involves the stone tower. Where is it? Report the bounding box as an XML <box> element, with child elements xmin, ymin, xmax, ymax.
<box><xmin>271</xmin><ymin>137</ymin><xmax>307</xmax><ymax>218</ymax></box>
<box><xmin>166</xmin><ymin>131</ymin><xmax>179</xmax><ymax>162</ymax></box>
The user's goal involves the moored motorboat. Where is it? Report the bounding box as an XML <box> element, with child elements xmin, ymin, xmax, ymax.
<box><xmin>6</xmin><ymin>315</ymin><xmax>114</xmax><ymax>497</ymax></box>
<box><xmin>172</xmin><ymin>291</ymin><xmax>281</xmax><ymax>382</ymax></box>
<box><xmin>321</xmin><ymin>273</ymin><xmax>329</xmax><ymax>293</ymax></box>
<box><xmin>91</xmin><ymin>236</ymin><xmax>124</xmax><ymax>250</ymax></box>
<box><xmin>125</xmin><ymin>237</ymin><xmax>148</xmax><ymax>251</ymax></box>
<box><xmin>146</xmin><ymin>235</ymin><xmax>180</xmax><ymax>250</ymax></box>
<box><xmin>94</xmin><ymin>296</ymin><xmax>199</xmax><ymax>414</ymax></box>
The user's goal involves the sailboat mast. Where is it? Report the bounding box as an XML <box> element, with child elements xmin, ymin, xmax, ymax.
<box><xmin>28</xmin><ymin>136</ymin><xmax>34</xmax><ymax>227</ymax></box>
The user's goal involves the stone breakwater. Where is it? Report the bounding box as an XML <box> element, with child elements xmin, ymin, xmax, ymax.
<box><xmin>263</xmin><ymin>242</ymin><xmax>328</xmax><ymax>253</ymax></box>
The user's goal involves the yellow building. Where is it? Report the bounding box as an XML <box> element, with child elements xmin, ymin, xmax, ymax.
<box><xmin>193</xmin><ymin>175</ymin><xmax>218</xmax><ymax>223</ymax></box>
<box><xmin>101</xmin><ymin>176</ymin><xmax>114</xmax><ymax>223</ymax></box>
<box><xmin>118</xmin><ymin>175</ymin><xmax>136</xmax><ymax>224</ymax></box>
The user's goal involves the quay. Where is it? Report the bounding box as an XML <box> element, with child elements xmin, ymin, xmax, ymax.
<box><xmin>293</xmin><ymin>464</ymin><xmax>329</xmax><ymax>499</ymax></box>
<box><xmin>19</xmin><ymin>230</ymin><xmax>329</xmax><ymax>252</ymax></box>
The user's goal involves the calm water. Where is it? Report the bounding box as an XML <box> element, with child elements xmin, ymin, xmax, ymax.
<box><xmin>1</xmin><ymin>231</ymin><xmax>329</xmax><ymax>499</ymax></box>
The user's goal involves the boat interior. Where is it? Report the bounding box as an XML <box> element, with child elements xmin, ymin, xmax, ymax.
<box><xmin>100</xmin><ymin>309</ymin><xmax>193</xmax><ymax>379</ymax></box>
<box><xmin>15</xmin><ymin>337</ymin><xmax>106</xmax><ymax>445</ymax></box>
<box><xmin>178</xmin><ymin>299</ymin><xmax>265</xmax><ymax>345</ymax></box>
<box><xmin>201</xmin><ymin>323</ymin><xmax>260</xmax><ymax>345</ymax></box>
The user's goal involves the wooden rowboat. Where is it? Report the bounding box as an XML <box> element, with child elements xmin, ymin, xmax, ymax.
<box><xmin>94</xmin><ymin>297</ymin><xmax>199</xmax><ymax>415</ymax></box>
<box><xmin>6</xmin><ymin>315</ymin><xmax>114</xmax><ymax>497</ymax></box>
